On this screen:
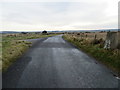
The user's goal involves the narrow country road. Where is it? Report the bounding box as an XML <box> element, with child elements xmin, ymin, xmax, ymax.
<box><xmin>3</xmin><ymin>35</ymin><xmax>118</xmax><ymax>88</ymax></box>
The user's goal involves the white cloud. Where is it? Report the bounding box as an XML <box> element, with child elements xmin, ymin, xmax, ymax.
<box><xmin>0</xmin><ymin>0</ymin><xmax>119</xmax><ymax>31</ymax></box>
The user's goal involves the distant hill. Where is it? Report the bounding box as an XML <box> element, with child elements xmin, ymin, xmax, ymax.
<box><xmin>0</xmin><ymin>31</ymin><xmax>21</xmax><ymax>34</ymax></box>
<box><xmin>0</xmin><ymin>29</ymin><xmax>118</xmax><ymax>34</ymax></box>
<box><xmin>57</xmin><ymin>29</ymin><xmax>118</xmax><ymax>33</ymax></box>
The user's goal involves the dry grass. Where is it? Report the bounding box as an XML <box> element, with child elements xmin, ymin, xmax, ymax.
<box><xmin>2</xmin><ymin>40</ymin><xmax>31</xmax><ymax>72</ymax></box>
<box><xmin>69</xmin><ymin>32</ymin><xmax>107</xmax><ymax>41</ymax></box>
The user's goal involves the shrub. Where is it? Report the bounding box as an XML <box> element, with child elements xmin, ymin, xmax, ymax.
<box><xmin>42</xmin><ymin>30</ymin><xmax>47</xmax><ymax>34</ymax></box>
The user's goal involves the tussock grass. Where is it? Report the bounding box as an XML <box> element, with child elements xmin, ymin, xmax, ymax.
<box><xmin>2</xmin><ymin>40</ymin><xmax>31</xmax><ymax>71</ymax></box>
<box><xmin>63</xmin><ymin>34</ymin><xmax>120</xmax><ymax>76</ymax></box>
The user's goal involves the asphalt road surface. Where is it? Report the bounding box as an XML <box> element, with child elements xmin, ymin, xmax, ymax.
<box><xmin>3</xmin><ymin>35</ymin><xmax>119</xmax><ymax>88</ymax></box>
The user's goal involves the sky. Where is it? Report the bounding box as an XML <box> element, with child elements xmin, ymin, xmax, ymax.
<box><xmin>0</xmin><ymin>0</ymin><xmax>119</xmax><ymax>31</ymax></box>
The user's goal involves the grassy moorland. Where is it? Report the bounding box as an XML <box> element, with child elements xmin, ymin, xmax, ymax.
<box><xmin>1</xmin><ymin>33</ymin><xmax>59</xmax><ymax>72</ymax></box>
<box><xmin>63</xmin><ymin>33</ymin><xmax>120</xmax><ymax>76</ymax></box>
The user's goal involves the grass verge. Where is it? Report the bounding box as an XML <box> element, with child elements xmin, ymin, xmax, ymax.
<box><xmin>2</xmin><ymin>33</ymin><xmax>59</xmax><ymax>72</ymax></box>
<box><xmin>2</xmin><ymin>41</ymin><xmax>31</xmax><ymax>72</ymax></box>
<box><xmin>63</xmin><ymin>34</ymin><xmax>120</xmax><ymax>76</ymax></box>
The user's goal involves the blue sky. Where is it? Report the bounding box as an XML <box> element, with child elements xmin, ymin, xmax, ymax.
<box><xmin>0</xmin><ymin>0</ymin><xmax>119</xmax><ymax>31</ymax></box>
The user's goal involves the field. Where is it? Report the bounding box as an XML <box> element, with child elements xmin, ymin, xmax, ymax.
<box><xmin>63</xmin><ymin>32</ymin><xmax>120</xmax><ymax>76</ymax></box>
<box><xmin>1</xmin><ymin>33</ymin><xmax>59</xmax><ymax>72</ymax></box>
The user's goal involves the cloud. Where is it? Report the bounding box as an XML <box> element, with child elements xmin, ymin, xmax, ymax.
<box><xmin>0</xmin><ymin>0</ymin><xmax>119</xmax><ymax>31</ymax></box>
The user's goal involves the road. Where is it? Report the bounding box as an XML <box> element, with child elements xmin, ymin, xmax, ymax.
<box><xmin>3</xmin><ymin>35</ymin><xmax>118</xmax><ymax>88</ymax></box>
